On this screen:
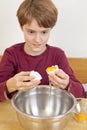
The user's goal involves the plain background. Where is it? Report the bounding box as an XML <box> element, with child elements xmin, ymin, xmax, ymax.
<box><xmin>0</xmin><ymin>0</ymin><xmax>87</xmax><ymax>57</ymax></box>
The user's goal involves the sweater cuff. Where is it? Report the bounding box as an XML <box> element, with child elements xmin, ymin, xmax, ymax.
<box><xmin>0</xmin><ymin>82</ymin><xmax>17</xmax><ymax>101</ymax></box>
<box><xmin>0</xmin><ymin>82</ymin><xmax>9</xmax><ymax>101</ymax></box>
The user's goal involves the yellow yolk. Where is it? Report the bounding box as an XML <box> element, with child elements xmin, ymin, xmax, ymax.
<box><xmin>76</xmin><ymin>112</ymin><xmax>87</xmax><ymax>120</ymax></box>
<box><xmin>46</xmin><ymin>66</ymin><xmax>57</xmax><ymax>73</ymax></box>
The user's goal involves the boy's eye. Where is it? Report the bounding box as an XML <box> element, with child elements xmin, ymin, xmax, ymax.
<box><xmin>42</xmin><ymin>31</ymin><xmax>47</xmax><ymax>34</ymax></box>
<box><xmin>26</xmin><ymin>29</ymin><xmax>34</xmax><ymax>34</ymax></box>
<box><xmin>29</xmin><ymin>31</ymin><xmax>34</xmax><ymax>33</ymax></box>
<box><xmin>43</xmin><ymin>31</ymin><xmax>46</xmax><ymax>34</ymax></box>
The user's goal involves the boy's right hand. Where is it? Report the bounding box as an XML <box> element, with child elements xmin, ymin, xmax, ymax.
<box><xmin>6</xmin><ymin>71</ymin><xmax>41</xmax><ymax>93</ymax></box>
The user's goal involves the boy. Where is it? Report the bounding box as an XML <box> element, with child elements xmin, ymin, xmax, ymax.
<box><xmin>0</xmin><ymin>0</ymin><xmax>85</xmax><ymax>101</ymax></box>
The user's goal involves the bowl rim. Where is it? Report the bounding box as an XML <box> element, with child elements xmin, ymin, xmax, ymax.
<box><xmin>11</xmin><ymin>85</ymin><xmax>77</xmax><ymax>120</ymax></box>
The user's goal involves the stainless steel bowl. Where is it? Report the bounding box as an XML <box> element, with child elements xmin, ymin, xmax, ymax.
<box><xmin>12</xmin><ymin>85</ymin><xmax>76</xmax><ymax>130</ymax></box>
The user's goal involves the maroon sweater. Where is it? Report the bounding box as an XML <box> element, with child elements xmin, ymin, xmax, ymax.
<box><xmin>0</xmin><ymin>43</ymin><xmax>85</xmax><ymax>100</ymax></box>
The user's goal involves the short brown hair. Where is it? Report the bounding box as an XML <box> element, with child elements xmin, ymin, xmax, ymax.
<box><xmin>17</xmin><ymin>0</ymin><xmax>58</xmax><ymax>28</ymax></box>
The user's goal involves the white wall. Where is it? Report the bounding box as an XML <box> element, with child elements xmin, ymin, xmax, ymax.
<box><xmin>0</xmin><ymin>0</ymin><xmax>87</xmax><ymax>57</ymax></box>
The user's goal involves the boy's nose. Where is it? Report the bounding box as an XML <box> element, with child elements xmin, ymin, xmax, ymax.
<box><xmin>35</xmin><ymin>34</ymin><xmax>42</xmax><ymax>42</ymax></box>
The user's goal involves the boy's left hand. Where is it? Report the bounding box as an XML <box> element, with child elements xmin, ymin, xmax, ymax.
<box><xmin>48</xmin><ymin>69</ymin><xmax>69</xmax><ymax>89</ymax></box>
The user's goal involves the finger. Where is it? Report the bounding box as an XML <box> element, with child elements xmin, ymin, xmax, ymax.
<box><xmin>55</xmin><ymin>69</ymin><xmax>68</xmax><ymax>79</ymax></box>
<box><xmin>18</xmin><ymin>71</ymin><xmax>30</xmax><ymax>76</ymax></box>
<box><xmin>48</xmin><ymin>74</ymin><xmax>66</xmax><ymax>89</ymax></box>
<box><xmin>16</xmin><ymin>80</ymin><xmax>40</xmax><ymax>90</ymax></box>
<box><xmin>15</xmin><ymin>73</ymin><xmax>31</xmax><ymax>82</ymax></box>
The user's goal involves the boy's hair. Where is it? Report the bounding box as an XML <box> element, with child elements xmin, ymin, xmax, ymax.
<box><xmin>17</xmin><ymin>0</ymin><xmax>58</xmax><ymax>28</ymax></box>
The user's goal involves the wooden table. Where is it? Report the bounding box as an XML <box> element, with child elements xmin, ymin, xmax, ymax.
<box><xmin>64</xmin><ymin>98</ymin><xmax>87</xmax><ymax>130</ymax></box>
<box><xmin>0</xmin><ymin>100</ymin><xmax>23</xmax><ymax>130</ymax></box>
<box><xmin>0</xmin><ymin>99</ymin><xmax>87</xmax><ymax>130</ymax></box>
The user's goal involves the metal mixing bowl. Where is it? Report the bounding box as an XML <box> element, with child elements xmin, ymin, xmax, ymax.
<box><xmin>12</xmin><ymin>85</ymin><xmax>76</xmax><ymax>130</ymax></box>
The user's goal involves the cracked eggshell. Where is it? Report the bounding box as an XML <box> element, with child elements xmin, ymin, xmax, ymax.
<box><xmin>30</xmin><ymin>71</ymin><xmax>42</xmax><ymax>80</ymax></box>
<box><xmin>46</xmin><ymin>65</ymin><xmax>59</xmax><ymax>74</ymax></box>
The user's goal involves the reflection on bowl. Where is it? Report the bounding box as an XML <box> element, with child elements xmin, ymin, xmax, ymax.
<box><xmin>12</xmin><ymin>85</ymin><xmax>76</xmax><ymax>130</ymax></box>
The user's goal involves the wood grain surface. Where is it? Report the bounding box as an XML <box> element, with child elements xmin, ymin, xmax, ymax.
<box><xmin>0</xmin><ymin>99</ymin><xmax>87</xmax><ymax>130</ymax></box>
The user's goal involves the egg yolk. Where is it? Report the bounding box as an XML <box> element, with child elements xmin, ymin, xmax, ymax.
<box><xmin>76</xmin><ymin>112</ymin><xmax>87</xmax><ymax>120</ymax></box>
<box><xmin>46</xmin><ymin>66</ymin><xmax>56</xmax><ymax>72</ymax></box>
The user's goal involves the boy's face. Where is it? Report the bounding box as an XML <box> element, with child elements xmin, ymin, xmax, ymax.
<box><xmin>22</xmin><ymin>19</ymin><xmax>51</xmax><ymax>56</ymax></box>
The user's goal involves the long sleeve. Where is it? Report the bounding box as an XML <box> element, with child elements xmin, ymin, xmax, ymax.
<box><xmin>68</xmin><ymin>79</ymin><xmax>85</xmax><ymax>98</ymax></box>
<box><xmin>0</xmin><ymin>48</ymin><xmax>17</xmax><ymax>101</ymax></box>
<box><xmin>0</xmin><ymin>43</ymin><xmax>85</xmax><ymax>100</ymax></box>
<box><xmin>0</xmin><ymin>81</ymin><xmax>17</xmax><ymax>101</ymax></box>
<box><xmin>0</xmin><ymin>81</ymin><xmax>8</xmax><ymax>101</ymax></box>
<box><xmin>56</xmin><ymin>50</ymin><xmax>85</xmax><ymax>98</ymax></box>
